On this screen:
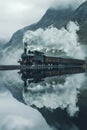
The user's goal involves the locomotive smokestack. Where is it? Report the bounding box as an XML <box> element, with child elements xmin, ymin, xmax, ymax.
<box><xmin>24</xmin><ymin>42</ymin><xmax>27</xmax><ymax>54</ymax></box>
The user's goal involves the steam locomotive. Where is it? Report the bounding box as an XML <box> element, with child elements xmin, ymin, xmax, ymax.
<box><xmin>18</xmin><ymin>42</ymin><xmax>85</xmax><ymax>66</ymax></box>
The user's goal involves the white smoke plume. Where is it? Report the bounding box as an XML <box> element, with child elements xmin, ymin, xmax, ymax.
<box><xmin>23</xmin><ymin>21</ymin><xmax>85</xmax><ymax>59</ymax></box>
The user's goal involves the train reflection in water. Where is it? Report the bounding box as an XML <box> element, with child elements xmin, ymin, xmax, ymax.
<box><xmin>19</xmin><ymin>67</ymin><xmax>85</xmax><ymax>92</ymax></box>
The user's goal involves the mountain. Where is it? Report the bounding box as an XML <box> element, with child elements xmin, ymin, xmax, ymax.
<box><xmin>4</xmin><ymin>1</ymin><xmax>87</xmax><ymax>51</ymax></box>
<box><xmin>36</xmin><ymin>8</ymin><xmax>74</xmax><ymax>28</ymax></box>
<box><xmin>77</xmin><ymin>21</ymin><xmax>87</xmax><ymax>44</ymax></box>
<box><xmin>71</xmin><ymin>1</ymin><xmax>87</xmax><ymax>25</ymax></box>
<box><xmin>4</xmin><ymin>7</ymin><xmax>74</xmax><ymax>51</ymax></box>
<box><xmin>0</xmin><ymin>39</ymin><xmax>7</xmax><ymax>49</ymax></box>
<box><xmin>71</xmin><ymin>1</ymin><xmax>87</xmax><ymax>44</ymax></box>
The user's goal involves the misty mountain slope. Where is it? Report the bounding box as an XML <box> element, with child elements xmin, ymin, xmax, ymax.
<box><xmin>4</xmin><ymin>1</ymin><xmax>87</xmax><ymax>51</ymax></box>
<box><xmin>77</xmin><ymin>21</ymin><xmax>87</xmax><ymax>44</ymax></box>
<box><xmin>36</xmin><ymin>8</ymin><xmax>74</xmax><ymax>28</ymax></box>
<box><xmin>71</xmin><ymin>1</ymin><xmax>87</xmax><ymax>25</ymax></box>
<box><xmin>4</xmin><ymin>8</ymin><xmax>74</xmax><ymax>51</ymax></box>
<box><xmin>0</xmin><ymin>39</ymin><xmax>6</xmax><ymax>49</ymax></box>
<box><xmin>71</xmin><ymin>1</ymin><xmax>87</xmax><ymax>44</ymax></box>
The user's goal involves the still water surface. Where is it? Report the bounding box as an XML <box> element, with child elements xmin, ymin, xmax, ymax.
<box><xmin>0</xmin><ymin>69</ymin><xmax>87</xmax><ymax>130</ymax></box>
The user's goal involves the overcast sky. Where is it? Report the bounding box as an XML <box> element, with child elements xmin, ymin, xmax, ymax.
<box><xmin>0</xmin><ymin>0</ymin><xmax>86</xmax><ymax>40</ymax></box>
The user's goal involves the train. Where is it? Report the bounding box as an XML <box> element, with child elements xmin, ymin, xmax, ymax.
<box><xmin>18</xmin><ymin>46</ymin><xmax>85</xmax><ymax>66</ymax></box>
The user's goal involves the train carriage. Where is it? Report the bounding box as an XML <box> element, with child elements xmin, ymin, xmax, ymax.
<box><xmin>20</xmin><ymin>48</ymin><xmax>85</xmax><ymax>67</ymax></box>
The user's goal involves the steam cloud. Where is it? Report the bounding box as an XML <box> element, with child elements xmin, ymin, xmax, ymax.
<box><xmin>23</xmin><ymin>21</ymin><xmax>85</xmax><ymax>59</ymax></box>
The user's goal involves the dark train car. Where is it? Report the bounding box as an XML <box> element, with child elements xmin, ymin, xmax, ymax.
<box><xmin>20</xmin><ymin>50</ymin><xmax>85</xmax><ymax>66</ymax></box>
<box><xmin>45</xmin><ymin>56</ymin><xmax>60</xmax><ymax>65</ymax></box>
<box><xmin>34</xmin><ymin>51</ymin><xmax>45</xmax><ymax>64</ymax></box>
<box><xmin>58</xmin><ymin>57</ymin><xmax>85</xmax><ymax>65</ymax></box>
<box><xmin>45</xmin><ymin>56</ymin><xmax>85</xmax><ymax>65</ymax></box>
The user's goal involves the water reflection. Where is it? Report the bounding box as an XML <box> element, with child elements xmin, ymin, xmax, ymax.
<box><xmin>0</xmin><ymin>67</ymin><xmax>87</xmax><ymax>130</ymax></box>
<box><xmin>20</xmin><ymin>67</ymin><xmax>85</xmax><ymax>92</ymax></box>
<box><xmin>18</xmin><ymin>67</ymin><xmax>87</xmax><ymax>130</ymax></box>
<box><xmin>19</xmin><ymin>67</ymin><xmax>85</xmax><ymax>115</ymax></box>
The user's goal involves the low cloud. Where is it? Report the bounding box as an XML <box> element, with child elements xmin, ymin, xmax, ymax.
<box><xmin>52</xmin><ymin>0</ymin><xmax>86</xmax><ymax>9</ymax></box>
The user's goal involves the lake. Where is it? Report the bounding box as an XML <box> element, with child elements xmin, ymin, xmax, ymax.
<box><xmin>0</xmin><ymin>67</ymin><xmax>87</xmax><ymax>130</ymax></box>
